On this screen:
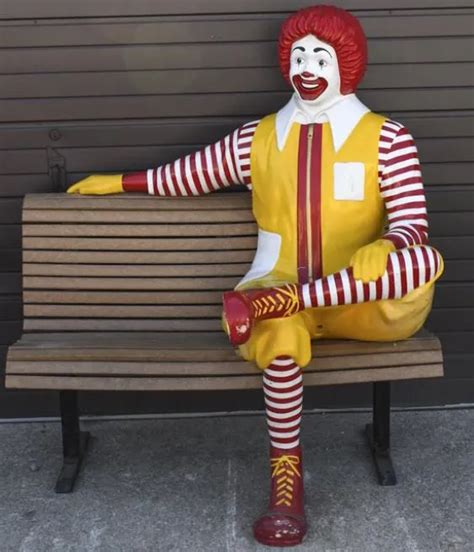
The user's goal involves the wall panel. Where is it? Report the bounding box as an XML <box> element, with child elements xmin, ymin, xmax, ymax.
<box><xmin>0</xmin><ymin>1</ymin><xmax>472</xmax><ymax>416</ymax></box>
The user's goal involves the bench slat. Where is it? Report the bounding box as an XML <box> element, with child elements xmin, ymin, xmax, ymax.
<box><xmin>24</xmin><ymin>304</ymin><xmax>223</xmax><ymax>318</ymax></box>
<box><xmin>23</xmin><ymin>194</ymin><xmax>252</xmax><ymax>211</ymax></box>
<box><xmin>23</xmin><ymin>222</ymin><xmax>258</xmax><ymax>238</ymax></box>
<box><xmin>23</xmin><ymin>236</ymin><xmax>257</xmax><ymax>250</ymax></box>
<box><xmin>22</xmin><ymin>209</ymin><xmax>255</xmax><ymax>224</ymax></box>
<box><xmin>23</xmin><ymin>319</ymin><xmax>223</xmax><ymax>331</ymax></box>
<box><xmin>23</xmin><ymin>263</ymin><xmax>249</xmax><ymax>278</ymax></box>
<box><xmin>6</xmin><ymin>351</ymin><xmax>443</xmax><ymax>375</ymax></box>
<box><xmin>23</xmin><ymin>276</ymin><xmax>239</xmax><ymax>290</ymax></box>
<box><xmin>23</xmin><ymin>250</ymin><xmax>255</xmax><ymax>265</ymax></box>
<box><xmin>24</xmin><ymin>290</ymin><xmax>224</xmax><ymax>305</ymax></box>
<box><xmin>5</xmin><ymin>364</ymin><xmax>443</xmax><ymax>391</ymax></box>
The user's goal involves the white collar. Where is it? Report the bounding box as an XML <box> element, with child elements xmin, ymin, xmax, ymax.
<box><xmin>275</xmin><ymin>93</ymin><xmax>370</xmax><ymax>152</ymax></box>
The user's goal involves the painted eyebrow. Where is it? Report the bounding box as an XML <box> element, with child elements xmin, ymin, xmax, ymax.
<box><xmin>292</xmin><ymin>46</ymin><xmax>305</xmax><ymax>52</ymax></box>
<box><xmin>314</xmin><ymin>47</ymin><xmax>332</xmax><ymax>57</ymax></box>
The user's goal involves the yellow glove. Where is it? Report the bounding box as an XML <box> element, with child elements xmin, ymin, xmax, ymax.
<box><xmin>67</xmin><ymin>174</ymin><xmax>124</xmax><ymax>195</ymax></box>
<box><xmin>350</xmin><ymin>239</ymin><xmax>396</xmax><ymax>283</ymax></box>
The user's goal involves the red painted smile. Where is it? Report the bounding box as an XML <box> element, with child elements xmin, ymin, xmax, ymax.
<box><xmin>292</xmin><ymin>74</ymin><xmax>328</xmax><ymax>101</ymax></box>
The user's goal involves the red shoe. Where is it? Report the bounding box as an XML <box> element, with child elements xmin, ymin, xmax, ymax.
<box><xmin>253</xmin><ymin>445</ymin><xmax>307</xmax><ymax>547</ymax></box>
<box><xmin>222</xmin><ymin>284</ymin><xmax>303</xmax><ymax>346</ymax></box>
<box><xmin>222</xmin><ymin>291</ymin><xmax>253</xmax><ymax>345</ymax></box>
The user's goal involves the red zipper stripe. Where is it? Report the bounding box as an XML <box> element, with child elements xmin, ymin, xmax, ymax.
<box><xmin>310</xmin><ymin>124</ymin><xmax>323</xmax><ymax>280</ymax></box>
<box><xmin>297</xmin><ymin>126</ymin><xmax>309</xmax><ymax>283</ymax></box>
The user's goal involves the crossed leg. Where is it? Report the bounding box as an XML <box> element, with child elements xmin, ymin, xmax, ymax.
<box><xmin>237</xmin><ymin>245</ymin><xmax>443</xmax><ymax>546</ymax></box>
<box><xmin>224</xmin><ymin>245</ymin><xmax>443</xmax><ymax>345</ymax></box>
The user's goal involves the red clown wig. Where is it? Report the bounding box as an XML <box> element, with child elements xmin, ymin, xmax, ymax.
<box><xmin>278</xmin><ymin>5</ymin><xmax>367</xmax><ymax>95</ymax></box>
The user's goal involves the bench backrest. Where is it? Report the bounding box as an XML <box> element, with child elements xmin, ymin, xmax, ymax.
<box><xmin>22</xmin><ymin>192</ymin><xmax>256</xmax><ymax>333</ymax></box>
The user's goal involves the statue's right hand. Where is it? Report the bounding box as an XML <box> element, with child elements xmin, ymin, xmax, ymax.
<box><xmin>67</xmin><ymin>174</ymin><xmax>124</xmax><ymax>195</ymax></box>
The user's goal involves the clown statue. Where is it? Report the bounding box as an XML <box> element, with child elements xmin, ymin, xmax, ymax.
<box><xmin>68</xmin><ymin>5</ymin><xmax>443</xmax><ymax>547</ymax></box>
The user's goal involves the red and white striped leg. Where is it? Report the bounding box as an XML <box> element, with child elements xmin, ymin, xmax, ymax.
<box><xmin>253</xmin><ymin>356</ymin><xmax>307</xmax><ymax>547</ymax></box>
<box><xmin>264</xmin><ymin>357</ymin><xmax>303</xmax><ymax>450</ymax></box>
<box><xmin>223</xmin><ymin>245</ymin><xmax>442</xmax><ymax>345</ymax></box>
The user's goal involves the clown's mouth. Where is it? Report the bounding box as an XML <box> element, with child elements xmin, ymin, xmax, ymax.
<box><xmin>292</xmin><ymin>75</ymin><xmax>328</xmax><ymax>101</ymax></box>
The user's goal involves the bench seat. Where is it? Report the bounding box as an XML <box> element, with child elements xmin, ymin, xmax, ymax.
<box><xmin>6</xmin><ymin>330</ymin><xmax>443</xmax><ymax>391</ymax></box>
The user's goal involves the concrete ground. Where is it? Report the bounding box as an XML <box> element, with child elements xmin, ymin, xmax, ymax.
<box><xmin>0</xmin><ymin>409</ymin><xmax>472</xmax><ymax>552</ymax></box>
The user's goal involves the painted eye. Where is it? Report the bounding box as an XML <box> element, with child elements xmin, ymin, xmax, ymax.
<box><xmin>319</xmin><ymin>60</ymin><xmax>327</xmax><ymax>68</ymax></box>
<box><xmin>296</xmin><ymin>57</ymin><xmax>303</xmax><ymax>65</ymax></box>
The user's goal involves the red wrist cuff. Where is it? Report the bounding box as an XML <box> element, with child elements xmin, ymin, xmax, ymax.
<box><xmin>122</xmin><ymin>172</ymin><xmax>148</xmax><ymax>193</ymax></box>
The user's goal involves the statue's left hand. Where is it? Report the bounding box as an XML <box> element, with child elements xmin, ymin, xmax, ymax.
<box><xmin>350</xmin><ymin>239</ymin><xmax>396</xmax><ymax>283</ymax></box>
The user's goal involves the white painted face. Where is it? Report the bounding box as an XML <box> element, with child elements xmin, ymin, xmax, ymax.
<box><xmin>289</xmin><ymin>34</ymin><xmax>342</xmax><ymax>105</ymax></box>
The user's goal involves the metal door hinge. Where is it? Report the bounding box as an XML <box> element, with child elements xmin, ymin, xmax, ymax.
<box><xmin>47</xmin><ymin>147</ymin><xmax>67</xmax><ymax>192</ymax></box>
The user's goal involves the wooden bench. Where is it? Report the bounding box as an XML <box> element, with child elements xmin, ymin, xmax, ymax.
<box><xmin>6</xmin><ymin>192</ymin><xmax>444</xmax><ymax>492</ymax></box>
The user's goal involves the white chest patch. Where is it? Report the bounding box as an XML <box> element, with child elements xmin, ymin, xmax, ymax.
<box><xmin>333</xmin><ymin>162</ymin><xmax>365</xmax><ymax>201</ymax></box>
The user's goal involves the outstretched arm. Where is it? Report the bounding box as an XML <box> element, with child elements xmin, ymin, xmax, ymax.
<box><xmin>351</xmin><ymin>120</ymin><xmax>428</xmax><ymax>281</ymax></box>
<box><xmin>67</xmin><ymin>120</ymin><xmax>258</xmax><ymax>195</ymax></box>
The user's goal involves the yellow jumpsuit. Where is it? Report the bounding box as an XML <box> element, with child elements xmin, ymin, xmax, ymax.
<box><xmin>236</xmin><ymin>113</ymin><xmax>443</xmax><ymax>370</ymax></box>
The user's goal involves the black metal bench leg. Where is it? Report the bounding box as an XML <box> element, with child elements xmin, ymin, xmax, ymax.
<box><xmin>365</xmin><ymin>381</ymin><xmax>397</xmax><ymax>486</ymax></box>
<box><xmin>55</xmin><ymin>390</ymin><xmax>90</xmax><ymax>493</ymax></box>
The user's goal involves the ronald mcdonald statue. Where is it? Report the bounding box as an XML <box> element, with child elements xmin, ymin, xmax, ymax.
<box><xmin>69</xmin><ymin>5</ymin><xmax>443</xmax><ymax>547</ymax></box>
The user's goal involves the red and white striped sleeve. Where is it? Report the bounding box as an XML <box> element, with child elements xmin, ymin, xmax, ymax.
<box><xmin>122</xmin><ymin>120</ymin><xmax>259</xmax><ymax>195</ymax></box>
<box><xmin>236</xmin><ymin>120</ymin><xmax>256</xmax><ymax>189</ymax></box>
<box><xmin>378</xmin><ymin>120</ymin><xmax>429</xmax><ymax>248</ymax></box>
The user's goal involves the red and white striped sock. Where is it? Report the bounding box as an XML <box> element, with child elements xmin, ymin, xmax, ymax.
<box><xmin>300</xmin><ymin>245</ymin><xmax>442</xmax><ymax>309</ymax></box>
<box><xmin>263</xmin><ymin>357</ymin><xmax>303</xmax><ymax>450</ymax></box>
